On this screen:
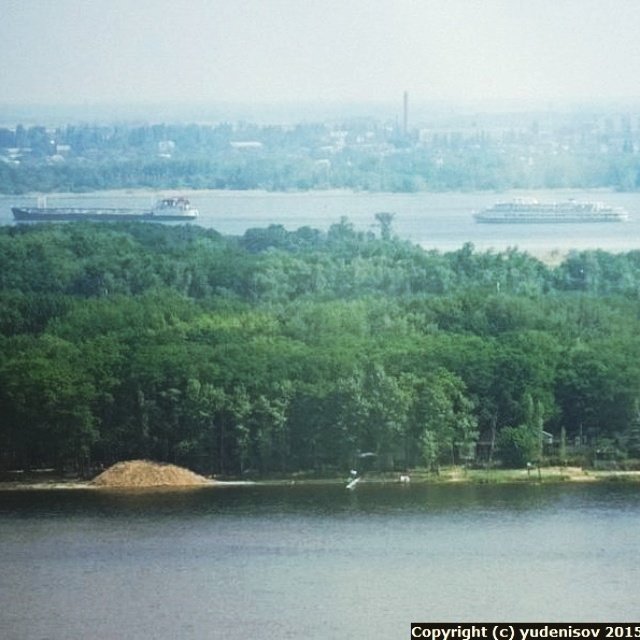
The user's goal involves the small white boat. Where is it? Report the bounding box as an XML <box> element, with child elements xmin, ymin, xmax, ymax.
<box><xmin>346</xmin><ymin>476</ymin><xmax>361</xmax><ymax>490</ymax></box>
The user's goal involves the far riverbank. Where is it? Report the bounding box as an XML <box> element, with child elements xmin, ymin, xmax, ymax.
<box><xmin>3</xmin><ymin>466</ymin><xmax>640</xmax><ymax>491</ymax></box>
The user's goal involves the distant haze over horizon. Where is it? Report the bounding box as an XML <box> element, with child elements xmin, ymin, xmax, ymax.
<box><xmin>3</xmin><ymin>0</ymin><xmax>640</xmax><ymax>118</ymax></box>
<box><xmin>1</xmin><ymin>97</ymin><xmax>639</xmax><ymax>129</ymax></box>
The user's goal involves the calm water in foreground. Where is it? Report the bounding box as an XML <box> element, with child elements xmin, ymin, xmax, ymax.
<box><xmin>1</xmin><ymin>483</ymin><xmax>639</xmax><ymax>639</ymax></box>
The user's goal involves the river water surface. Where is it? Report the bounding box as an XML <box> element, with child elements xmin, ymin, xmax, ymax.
<box><xmin>1</xmin><ymin>483</ymin><xmax>639</xmax><ymax>639</ymax></box>
<box><xmin>3</xmin><ymin>189</ymin><xmax>640</xmax><ymax>255</ymax></box>
<box><xmin>3</xmin><ymin>190</ymin><xmax>640</xmax><ymax>637</ymax></box>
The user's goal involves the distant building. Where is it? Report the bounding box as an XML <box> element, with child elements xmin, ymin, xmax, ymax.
<box><xmin>157</xmin><ymin>140</ymin><xmax>175</xmax><ymax>157</ymax></box>
<box><xmin>230</xmin><ymin>141</ymin><xmax>263</xmax><ymax>150</ymax></box>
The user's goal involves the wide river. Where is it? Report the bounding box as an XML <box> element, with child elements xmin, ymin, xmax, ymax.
<box><xmin>1</xmin><ymin>483</ymin><xmax>639</xmax><ymax>639</ymax></box>
<box><xmin>2</xmin><ymin>191</ymin><xmax>640</xmax><ymax>637</ymax></box>
<box><xmin>3</xmin><ymin>188</ymin><xmax>640</xmax><ymax>255</ymax></box>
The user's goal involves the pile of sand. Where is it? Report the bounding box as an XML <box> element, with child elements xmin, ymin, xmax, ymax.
<box><xmin>91</xmin><ymin>460</ymin><xmax>213</xmax><ymax>488</ymax></box>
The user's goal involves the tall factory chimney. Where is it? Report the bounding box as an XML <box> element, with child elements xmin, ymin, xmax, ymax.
<box><xmin>403</xmin><ymin>90</ymin><xmax>409</xmax><ymax>136</ymax></box>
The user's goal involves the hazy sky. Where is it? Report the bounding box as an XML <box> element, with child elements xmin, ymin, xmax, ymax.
<box><xmin>2</xmin><ymin>0</ymin><xmax>640</xmax><ymax>108</ymax></box>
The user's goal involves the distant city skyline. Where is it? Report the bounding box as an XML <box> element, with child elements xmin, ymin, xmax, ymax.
<box><xmin>2</xmin><ymin>0</ymin><xmax>640</xmax><ymax>113</ymax></box>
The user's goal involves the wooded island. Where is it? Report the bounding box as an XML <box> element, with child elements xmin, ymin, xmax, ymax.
<box><xmin>2</xmin><ymin>220</ymin><xmax>640</xmax><ymax>476</ymax></box>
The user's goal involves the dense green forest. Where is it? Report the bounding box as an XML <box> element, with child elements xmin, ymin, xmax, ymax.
<box><xmin>2</xmin><ymin>219</ymin><xmax>640</xmax><ymax>475</ymax></box>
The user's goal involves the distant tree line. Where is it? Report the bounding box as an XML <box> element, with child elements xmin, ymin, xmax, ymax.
<box><xmin>2</xmin><ymin>220</ymin><xmax>640</xmax><ymax>475</ymax></box>
<box><xmin>3</xmin><ymin>119</ymin><xmax>640</xmax><ymax>193</ymax></box>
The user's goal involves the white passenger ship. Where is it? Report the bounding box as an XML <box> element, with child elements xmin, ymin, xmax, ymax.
<box><xmin>474</xmin><ymin>198</ymin><xmax>629</xmax><ymax>223</ymax></box>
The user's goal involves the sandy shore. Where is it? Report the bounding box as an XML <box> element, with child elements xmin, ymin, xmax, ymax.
<box><xmin>0</xmin><ymin>479</ymin><xmax>259</xmax><ymax>491</ymax></box>
<box><xmin>0</xmin><ymin>479</ymin><xmax>96</xmax><ymax>491</ymax></box>
<box><xmin>2</xmin><ymin>467</ymin><xmax>640</xmax><ymax>490</ymax></box>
